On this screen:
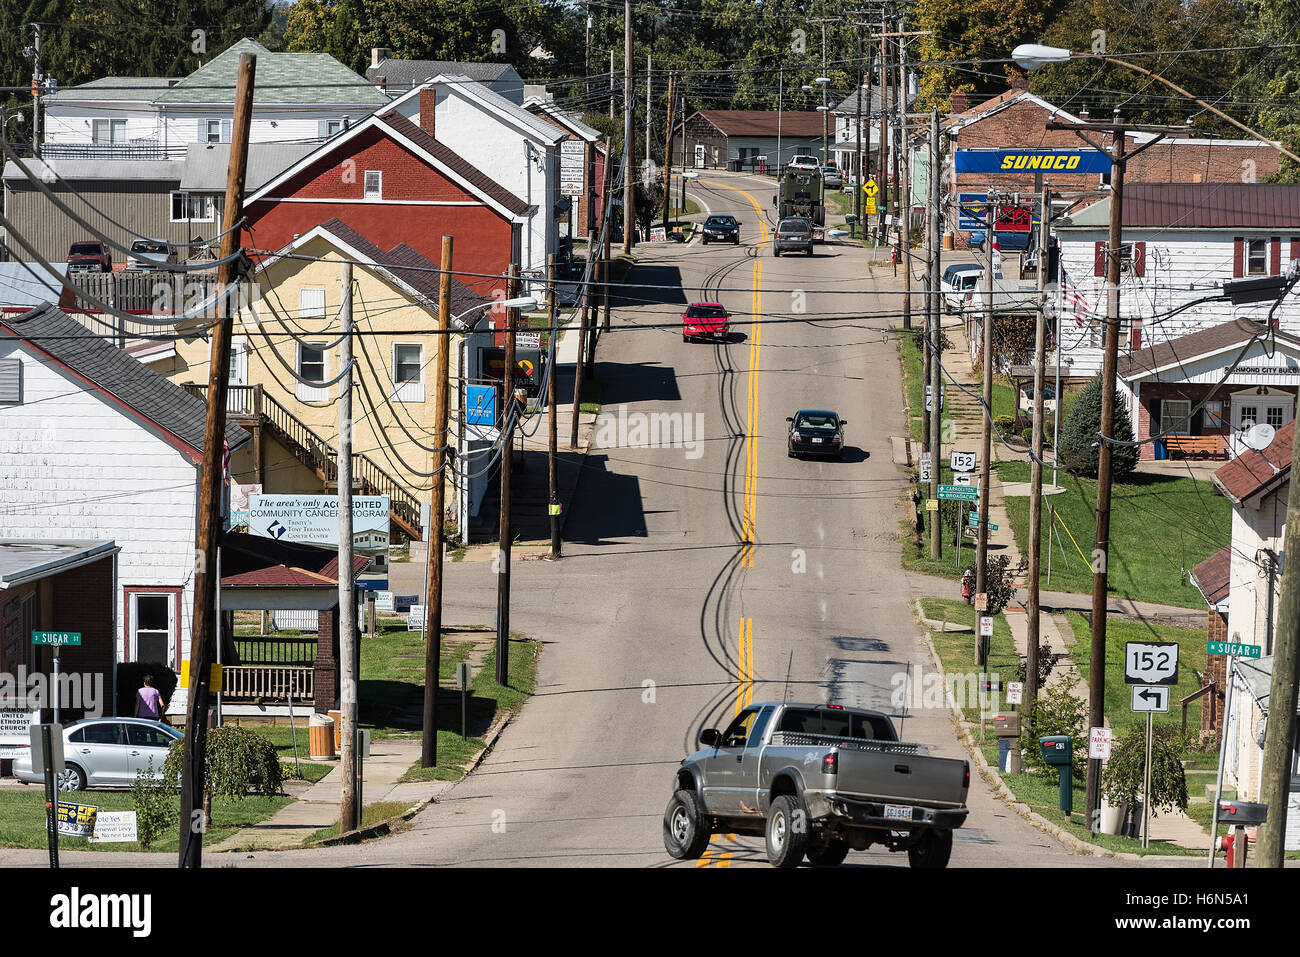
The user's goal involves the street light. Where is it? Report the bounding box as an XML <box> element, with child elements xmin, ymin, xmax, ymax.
<box><xmin>815</xmin><ymin>77</ymin><xmax>831</xmax><ymax>161</ymax></box>
<box><xmin>1011</xmin><ymin>43</ymin><xmax>1300</xmax><ymax>164</ymax></box>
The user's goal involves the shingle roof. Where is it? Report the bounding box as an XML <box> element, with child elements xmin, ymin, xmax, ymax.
<box><xmin>0</xmin><ymin>304</ymin><xmax>249</xmax><ymax>455</ymax></box>
<box><xmin>155</xmin><ymin>39</ymin><xmax>387</xmax><ymax>108</ymax></box>
<box><xmin>831</xmin><ymin>87</ymin><xmax>886</xmax><ymax>116</ymax></box>
<box><xmin>1190</xmin><ymin>545</ymin><xmax>1231</xmax><ymax>608</ymax></box>
<box><xmin>44</xmin><ymin>77</ymin><xmax>178</xmax><ymax>104</ymax></box>
<box><xmin>525</xmin><ymin>100</ymin><xmax>602</xmax><ymax>141</ymax></box>
<box><xmin>378</xmin><ymin>110</ymin><xmax>531</xmax><ymax>215</ymax></box>
<box><xmin>219</xmin><ymin>531</ymin><xmax>368</xmax><ymax>588</ymax></box>
<box><xmin>692</xmin><ymin>110</ymin><xmax>825</xmax><ymax>138</ymax></box>
<box><xmin>1060</xmin><ymin>183</ymin><xmax>1300</xmax><ymax>230</ymax></box>
<box><xmin>366</xmin><ymin>59</ymin><xmax>515</xmax><ymax>89</ymax></box>
<box><xmin>1213</xmin><ymin>420</ymin><xmax>1294</xmax><ymax>504</ymax></box>
<box><xmin>1118</xmin><ymin>318</ymin><xmax>1300</xmax><ymax>380</ymax></box>
<box><xmin>313</xmin><ymin>218</ymin><xmax>489</xmax><ymax>323</ymax></box>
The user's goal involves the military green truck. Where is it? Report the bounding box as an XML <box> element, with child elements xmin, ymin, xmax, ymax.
<box><xmin>773</xmin><ymin>168</ymin><xmax>826</xmax><ymax>227</ymax></box>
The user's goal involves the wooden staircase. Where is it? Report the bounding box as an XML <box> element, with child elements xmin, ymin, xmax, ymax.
<box><xmin>183</xmin><ymin>383</ymin><xmax>424</xmax><ymax>540</ymax></box>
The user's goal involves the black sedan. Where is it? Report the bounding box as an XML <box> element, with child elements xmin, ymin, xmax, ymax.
<box><xmin>701</xmin><ymin>215</ymin><xmax>741</xmax><ymax>245</ymax></box>
<box><xmin>787</xmin><ymin>409</ymin><xmax>847</xmax><ymax>459</ymax></box>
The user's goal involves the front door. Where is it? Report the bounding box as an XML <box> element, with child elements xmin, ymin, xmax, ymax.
<box><xmin>694</xmin><ymin>144</ymin><xmax>705</xmax><ymax>169</ymax></box>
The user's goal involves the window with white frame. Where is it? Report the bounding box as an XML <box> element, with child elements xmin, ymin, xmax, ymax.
<box><xmin>126</xmin><ymin>589</ymin><xmax>176</xmax><ymax>665</ymax></box>
<box><xmin>1247</xmin><ymin>239</ymin><xmax>1268</xmax><ymax>276</ymax></box>
<box><xmin>202</xmin><ymin>118</ymin><xmax>232</xmax><ymax>144</ymax></box>
<box><xmin>1162</xmin><ymin>399</ymin><xmax>1192</xmax><ymax>435</ymax></box>
<box><xmin>392</xmin><ymin>343</ymin><xmax>425</xmax><ymax>402</ymax></box>
<box><xmin>170</xmin><ymin>191</ymin><xmax>215</xmax><ymax>222</ymax></box>
<box><xmin>91</xmin><ymin>119</ymin><xmax>126</xmax><ymax>144</ymax></box>
<box><xmin>297</xmin><ymin>342</ymin><xmax>329</xmax><ymax>402</ymax></box>
<box><xmin>364</xmin><ymin>170</ymin><xmax>382</xmax><ymax>199</ymax></box>
<box><xmin>1268</xmin><ymin>405</ymin><xmax>1285</xmax><ymax>427</ymax></box>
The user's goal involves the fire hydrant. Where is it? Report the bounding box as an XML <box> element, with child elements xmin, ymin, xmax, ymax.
<box><xmin>961</xmin><ymin>569</ymin><xmax>974</xmax><ymax>605</ymax></box>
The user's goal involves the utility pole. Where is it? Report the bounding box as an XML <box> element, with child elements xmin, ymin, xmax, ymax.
<box><xmin>854</xmin><ymin>30</ymin><xmax>864</xmax><ymax>234</ymax></box>
<box><xmin>878</xmin><ymin>14</ymin><xmax>889</xmax><ymax>240</ymax></box>
<box><xmin>928</xmin><ymin>106</ymin><xmax>942</xmax><ymax>561</ymax></box>
<box><xmin>662</xmin><ymin>72</ymin><xmax>678</xmax><ymax>234</ymax></box>
<box><xmin>974</xmin><ymin>191</ymin><xmax>997</xmax><ymax>666</ymax></box>
<box><xmin>27</xmin><ymin>23</ymin><xmax>42</xmax><ymax>159</ymax></box>
<box><xmin>645</xmin><ymin>52</ymin><xmax>652</xmax><ymax>166</ymax></box>
<box><xmin>337</xmin><ymin>259</ymin><xmax>358</xmax><ymax>833</ymax></box>
<box><xmin>571</xmin><ymin>227</ymin><xmax>596</xmax><ymax>448</ymax></box>
<box><xmin>1258</xmin><ymin>403</ymin><xmax>1300</xmax><ymax>865</ymax></box>
<box><xmin>421</xmin><ymin>235</ymin><xmax>453</xmax><ymax>768</ymax></box>
<box><xmin>603</xmin><ymin>136</ymin><xmax>620</xmax><ymax>334</ymax></box>
<box><xmin>898</xmin><ymin>17</ymin><xmax>911</xmax><ymax>332</ymax></box>
<box><xmin>179</xmin><ymin>51</ymin><xmax>255</xmax><ymax>869</ymax></box>
<box><xmin>585</xmin><ymin>2</ymin><xmax>591</xmax><ymax>103</ymax></box>
<box><xmin>1026</xmin><ymin>185</ymin><xmax>1050</xmax><ymax>710</ymax></box>
<box><xmin>496</xmin><ymin>265</ymin><xmax>520</xmax><ymax>686</ymax></box>
<box><xmin>622</xmin><ymin>0</ymin><xmax>634</xmax><ymax>253</ymax></box>
<box><xmin>546</xmin><ymin>255</ymin><xmax>561</xmax><ymax>559</ymax></box>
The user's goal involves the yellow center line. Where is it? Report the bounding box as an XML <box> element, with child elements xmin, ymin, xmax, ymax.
<box><xmin>734</xmin><ymin>617</ymin><xmax>753</xmax><ymax>716</ymax></box>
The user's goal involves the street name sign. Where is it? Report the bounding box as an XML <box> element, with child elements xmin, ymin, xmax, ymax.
<box><xmin>32</xmin><ymin>632</ymin><xmax>80</xmax><ymax>646</ymax></box>
<box><xmin>1131</xmin><ymin>686</ymin><xmax>1170</xmax><ymax>713</ymax></box>
<box><xmin>1207</xmin><ymin>640</ymin><xmax>1261</xmax><ymax>659</ymax></box>
<box><xmin>939</xmin><ymin>485</ymin><xmax>979</xmax><ymax>501</ymax></box>
<box><xmin>1124</xmin><ymin>641</ymin><xmax>1179</xmax><ymax>685</ymax></box>
<box><xmin>966</xmin><ymin>513</ymin><xmax>998</xmax><ymax>530</ymax></box>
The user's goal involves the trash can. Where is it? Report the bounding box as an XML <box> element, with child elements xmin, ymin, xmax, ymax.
<box><xmin>309</xmin><ymin>713</ymin><xmax>336</xmax><ymax>761</ymax></box>
<box><xmin>1154</xmin><ymin>439</ymin><xmax>1167</xmax><ymax>460</ymax></box>
<box><xmin>1097</xmin><ymin>798</ymin><xmax>1126</xmax><ymax>835</ymax></box>
<box><xmin>328</xmin><ymin>709</ymin><xmax>342</xmax><ymax>754</ymax></box>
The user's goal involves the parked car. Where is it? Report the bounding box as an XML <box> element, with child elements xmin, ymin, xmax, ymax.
<box><xmin>772</xmin><ymin>216</ymin><xmax>814</xmax><ymax>257</ymax></box>
<box><xmin>66</xmin><ymin>241</ymin><xmax>112</xmax><ymax>273</ymax></box>
<box><xmin>126</xmin><ymin>238</ymin><xmax>177</xmax><ymax>271</ymax></box>
<box><xmin>682</xmin><ymin>302</ymin><xmax>730</xmax><ymax>342</ymax></box>
<box><xmin>787</xmin><ymin>154</ymin><xmax>819</xmax><ymax>171</ymax></box>
<box><xmin>12</xmin><ymin>717</ymin><xmax>182</xmax><ymax>791</ymax></box>
<box><xmin>663</xmin><ymin>702</ymin><xmax>970</xmax><ymax>867</ymax></box>
<box><xmin>700</xmin><ymin>214</ymin><xmax>741</xmax><ymax>245</ymax></box>
<box><xmin>820</xmin><ymin>165</ymin><xmax>843</xmax><ymax>188</ymax></box>
<box><xmin>787</xmin><ymin>409</ymin><xmax>846</xmax><ymax>459</ymax></box>
<box><xmin>940</xmin><ymin>264</ymin><xmax>985</xmax><ymax>313</ymax></box>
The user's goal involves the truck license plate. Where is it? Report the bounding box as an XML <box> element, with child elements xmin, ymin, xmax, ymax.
<box><xmin>884</xmin><ymin>804</ymin><xmax>912</xmax><ymax>822</ymax></box>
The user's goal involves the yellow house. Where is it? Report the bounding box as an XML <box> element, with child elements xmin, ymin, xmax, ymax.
<box><xmin>155</xmin><ymin>217</ymin><xmax>498</xmax><ymax>541</ymax></box>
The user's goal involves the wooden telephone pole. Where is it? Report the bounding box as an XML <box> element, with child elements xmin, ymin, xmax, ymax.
<box><xmin>179</xmin><ymin>51</ymin><xmax>255</xmax><ymax>870</ymax></box>
<box><xmin>622</xmin><ymin>0</ymin><xmax>634</xmax><ymax>253</ymax></box>
<box><xmin>661</xmin><ymin>72</ymin><xmax>678</xmax><ymax>236</ymax></box>
<box><xmin>546</xmin><ymin>255</ymin><xmax>561</xmax><ymax>559</ymax></box>
<box><xmin>496</xmin><ymin>265</ymin><xmax>521</xmax><ymax>685</ymax></box>
<box><xmin>337</xmin><ymin>260</ymin><xmax>357</xmax><ymax>833</ymax></box>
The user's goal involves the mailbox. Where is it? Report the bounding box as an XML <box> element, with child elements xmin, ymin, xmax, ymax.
<box><xmin>1218</xmin><ymin>800</ymin><xmax>1268</xmax><ymax>826</ymax></box>
<box><xmin>845</xmin><ymin>214</ymin><xmax>857</xmax><ymax>225</ymax></box>
<box><xmin>1039</xmin><ymin>735</ymin><xmax>1072</xmax><ymax>766</ymax></box>
<box><xmin>992</xmin><ymin>712</ymin><xmax>1021</xmax><ymax>738</ymax></box>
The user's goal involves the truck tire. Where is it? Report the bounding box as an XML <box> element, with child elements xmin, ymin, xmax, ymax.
<box><xmin>663</xmin><ymin>788</ymin><xmax>712</xmax><ymax>860</ymax></box>
<box><xmin>806</xmin><ymin>839</ymin><xmax>849</xmax><ymax>867</ymax></box>
<box><xmin>814</xmin><ymin>205</ymin><xmax>825</xmax><ymax>227</ymax></box>
<box><xmin>907</xmin><ymin>828</ymin><xmax>953</xmax><ymax>869</ymax></box>
<box><xmin>765</xmin><ymin>794</ymin><xmax>809</xmax><ymax>868</ymax></box>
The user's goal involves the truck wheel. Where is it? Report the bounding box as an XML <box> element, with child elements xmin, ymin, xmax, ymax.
<box><xmin>773</xmin><ymin>248</ymin><xmax>780</xmax><ymax>257</ymax></box>
<box><xmin>806</xmin><ymin>839</ymin><xmax>849</xmax><ymax>867</ymax></box>
<box><xmin>814</xmin><ymin>206</ymin><xmax>825</xmax><ymax>227</ymax></box>
<box><xmin>907</xmin><ymin>829</ymin><xmax>953</xmax><ymax>869</ymax></box>
<box><xmin>765</xmin><ymin>794</ymin><xmax>809</xmax><ymax>868</ymax></box>
<box><xmin>663</xmin><ymin>788</ymin><xmax>712</xmax><ymax>860</ymax></box>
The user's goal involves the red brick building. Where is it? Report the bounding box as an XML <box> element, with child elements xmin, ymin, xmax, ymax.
<box><xmin>244</xmin><ymin>106</ymin><xmax>532</xmax><ymax>302</ymax></box>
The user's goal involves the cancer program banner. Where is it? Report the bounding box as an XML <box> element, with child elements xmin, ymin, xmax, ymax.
<box><xmin>247</xmin><ymin>494</ymin><xmax>391</xmax><ymax>589</ymax></box>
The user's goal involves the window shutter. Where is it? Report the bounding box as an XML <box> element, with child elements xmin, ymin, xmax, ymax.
<box><xmin>1134</xmin><ymin>242</ymin><xmax>1146</xmax><ymax>278</ymax></box>
<box><xmin>1094</xmin><ymin>241</ymin><xmax>1106</xmax><ymax>277</ymax></box>
<box><xmin>318</xmin><ymin>120</ymin><xmax>328</xmax><ymax>139</ymax></box>
<box><xmin>1292</xmin><ymin>237</ymin><xmax>1299</xmax><ymax>264</ymax></box>
<box><xmin>221</xmin><ymin>119</ymin><xmax>232</xmax><ymax>143</ymax></box>
<box><xmin>197</xmin><ymin>119</ymin><xmax>206</xmax><ymax>142</ymax></box>
<box><xmin>0</xmin><ymin>357</ymin><xmax>21</xmax><ymax>404</ymax></box>
<box><xmin>1271</xmin><ymin>236</ymin><xmax>1282</xmax><ymax>275</ymax></box>
<box><xmin>1129</xmin><ymin>318</ymin><xmax>1142</xmax><ymax>352</ymax></box>
<box><xmin>1233</xmin><ymin>237</ymin><xmax>1244</xmax><ymax>278</ymax></box>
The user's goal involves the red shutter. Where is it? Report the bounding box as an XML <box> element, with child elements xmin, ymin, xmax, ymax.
<box><xmin>1130</xmin><ymin>318</ymin><xmax>1142</xmax><ymax>351</ymax></box>
<box><xmin>1233</xmin><ymin>237</ymin><xmax>1244</xmax><ymax>278</ymax></box>
<box><xmin>1134</xmin><ymin>241</ymin><xmax>1146</xmax><ymax>277</ymax></box>
<box><xmin>1094</xmin><ymin>241</ymin><xmax>1106</xmax><ymax>277</ymax></box>
<box><xmin>1291</xmin><ymin>237</ymin><xmax>1299</xmax><ymax>264</ymax></box>
<box><xmin>1271</xmin><ymin>236</ymin><xmax>1282</xmax><ymax>275</ymax></box>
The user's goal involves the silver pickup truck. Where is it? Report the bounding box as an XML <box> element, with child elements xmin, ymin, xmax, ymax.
<box><xmin>664</xmin><ymin>702</ymin><xmax>969</xmax><ymax>868</ymax></box>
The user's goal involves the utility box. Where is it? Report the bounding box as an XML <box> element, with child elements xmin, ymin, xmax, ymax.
<box><xmin>993</xmin><ymin>712</ymin><xmax>1020</xmax><ymax>737</ymax></box>
<box><xmin>1039</xmin><ymin>735</ymin><xmax>1072</xmax><ymax>766</ymax></box>
<box><xmin>1218</xmin><ymin>801</ymin><xmax>1268</xmax><ymax>826</ymax></box>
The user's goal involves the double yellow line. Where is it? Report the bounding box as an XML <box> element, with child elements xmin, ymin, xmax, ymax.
<box><xmin>735</xmin><ymin>617</ymin><xmax>754</xmax><ymax>716</ymax></box>
<box><xmin>697</xmin><ymin>831</ymin><xmax>738</xmax><ymax>868</ymax></box>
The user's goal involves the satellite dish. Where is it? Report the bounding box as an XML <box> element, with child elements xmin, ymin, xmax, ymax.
<box><xmin>1242</xmin><ymin>423</ymin><xmax>1276</xmax><ymax>452</ymax></box>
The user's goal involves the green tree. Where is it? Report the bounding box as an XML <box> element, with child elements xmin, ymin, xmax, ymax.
<box><xmin>1232</xmin><ymin>0</ymin><xmax>1300</xmax><ymax>179</ymax></box>
<box><xmin>1101</xmin><ymin>724</ymin><xmax>1189</xmax><ymax>818</ymax></box>
<box><xmin>1058</xmin><ymin>372</ymin><xmax>1139</xmax><ymax>478</ymax></box>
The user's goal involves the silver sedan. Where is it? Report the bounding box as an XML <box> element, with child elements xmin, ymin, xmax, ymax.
<box><xmin>12</xmin><ymin>717</ymin><xmax>182</xmax><ymax>791</ymax></box>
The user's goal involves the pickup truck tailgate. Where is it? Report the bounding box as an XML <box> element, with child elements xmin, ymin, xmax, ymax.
<box><xmin>773</xmin><ymin>732</ymin><xmax>968</xmax><ymax>808</ymax></box>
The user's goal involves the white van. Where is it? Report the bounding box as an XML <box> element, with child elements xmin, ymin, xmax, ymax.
<box><xmin>941</xmin><ymin>264</ymin><xmax>984</xmax><ymax>313</ymax></box>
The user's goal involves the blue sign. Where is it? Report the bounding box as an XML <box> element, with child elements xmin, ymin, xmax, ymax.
<box><xmin>467</xmin><ymin>384</ymin><xmax>496</xmax><ymax>426</ymax></box>
<box><xmin>954</xmin><ymin>149</ymin><xmax>1111</xmax><ymax>174</ymax></box>
<box><xmin>958</xmin><ymin>192</ymin><xmax>988</xmax><ymax>230</ymax></box>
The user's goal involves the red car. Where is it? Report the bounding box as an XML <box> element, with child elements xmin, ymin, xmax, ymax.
<box><xmin>67</xmin><ymin>241</ymin><xmax>112</xmax><ymax>273</ymax></box>
<box><xmin>682</xmin><ymin>302</ymin><xmax>730</xmax><ymax>342</ymax></box>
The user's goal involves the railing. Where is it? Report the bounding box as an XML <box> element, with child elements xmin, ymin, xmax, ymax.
<box><xmin>41</xmin><ymin>141</ymin><xmax>188</xmax><ymax>161</ymax></box>
<box><xmin>233</xmin><ymin>636</ymin><xmax>317</xmax><ymax>666</ymax></box>
<box><xmin>220</xmin><ymin>665</ymin><xmax>313</xmax><ymax>702</ymax></box>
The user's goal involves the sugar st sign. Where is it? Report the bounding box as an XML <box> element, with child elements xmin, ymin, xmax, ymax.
<box><xmin>32</xmin><ymin>631</ymin><xmax>81</xmax><ymax>646</ymax></box>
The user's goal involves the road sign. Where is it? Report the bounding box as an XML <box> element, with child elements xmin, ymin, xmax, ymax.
<box><xmin>29</xmin><ymin>723</ymin><xmax>64</xmax><ymax>774</ymax></box>
<box><xmin>919</xmin><ymin>456</ymin><xmax>931</xmax><ymax>482</ymax></box>
<box><xmin>924</xmin><ymin>385</ymin><xmax>945</xmax><ymax>412</ymax></box>
<box><xmin>864</xmin><ymin>197</ymin><xmax>877</xmax><ymax>215</ymax></box>
<box><xmin>32</xmin><ymin>631</ymin><xmax>80</xmax><ymax>646</ymax></box>
<box><xmin>1124</xmin><ymin>641</ymin><xmax>1179</xmax><ymax>685</ymax></box>
<box><xmin>974</xmin><ymin>593</ymin><xmax>988</xmax><ymax>611</ymax></box>
<box><xmin>978</xmin><ymin>616</ymin><xmax>994</xmax><ymax>637</ymax></box>
<box><xmin>455</xmin><ymin>662</ymin><xmax>472</xmax><ymax>691</ymax></box>
<box><xmin>938</xmin><ymin>485</ymin><xmax>979</xmax><ymax>501</ymax></box>
<box><xmin>926</xmin><ymin>498</ymin><xmax>939</xmax><ymax>511</ymax></box>
<box><xmin>966</xmin><ymin>513</ymin><xmax>998</xmax><ymax>530</ymax></box>
<box><xmin>1131</xmin><ymin>685</ymin><xmax>1170</xmax><ymax>713</ymax></box>
<box><xmin>515</xmin><ymin>331</ymin><xmax>542</xmax><ymax>350</ymax></box>
<box><xmin>1089</xmin><ymin>726</ymin><xmax>1113</xmax><ymax>760</ymax></box>
<box><xmin>1208</xmin><ymin>640</ymin><xmax>1262</xmax><ymax>659</ymax></box>
<box><xmin>1006</xmin><ymin>682</ymin><xmax>1023</xmax><ymax>705</ymax></box>
<box><xmin>863</xmin><ymin>179</ymin><xmax>878</xmax><ymax>198</ymax></box>
<box><xmin>954</xmin><ymin>472</ymin><xmax>974</xmax><ymax>486</ymax></box>
<box><xmin>950</xmin><ymin>450</ymin><xmax>977</xmax><ymax>472</ymax></box>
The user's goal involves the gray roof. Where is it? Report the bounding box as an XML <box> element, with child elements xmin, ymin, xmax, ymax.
<box><xmin>831</xmin><ymin>87</ymin><xmax>886</xmax><ymax>117</ymax></box>
<box><xmin>0</xmin><ymin>262</ymin><xmax>67</xmax><ymax>309</ymax></box>
<box><xmin>181</xmin><ymin>142</ymin><xmax>317</xmax><ymax>191</ymax></box>
<box><xmin>427</xmin><ymin>75</ymin><xmax>563</xmax><ymax>144</ymax></box>
<box><xmin>0</xmin><ymin>540</ymin><xmax>118</xmax><ymax>588</ymax></box>
<box><xmin>366</xmin><ymin>58</ymin><xmax>516</xmax><ymax>89</ymax></box>
<box><xmin>0</xmin><ymin>304</ymin><xmax>249</xmax><ymax>454</ymax></box>
<box><xmin>155</xmin><ymin>39</ymin><xmax>387</xmax><ymax>108</ymax></box>
<box><xmin>4</xmin><ymin>158</ymin><xmax>182</xmax><ymax>184</ymax></box>
<box><xmin>44</xmin><ymin>77</ymin><xmax>177</xmax><ymax>105</ymax></box>
<box><xmin>1231</xmin><ymin>655</ymin><xmax>1300</xmax><ymax>716</ymax></box>
<box><xmin>525</xmin><ymin>100</ymin><xmax>601</xmax><ymax>142</ymax></box>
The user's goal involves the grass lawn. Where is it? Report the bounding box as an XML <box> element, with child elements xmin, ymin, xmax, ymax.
<box><xmin>303</xmin><ymin>800</ymin><xmax>413</xmax><ymax>844</ymax></box>
<box><xmin>579</xmin><ymin>375</ymin><xmax>604</xmax><ymax>415</ymax></box>
<box><xmin>902</xmin><ymin>462</ymin><xmax>990</xmax><ymax>584</ymax></box>
<box><xmin>917</xmin><ymin>598</ymin><xmax>1020</xmax><ymax>727</ymax></box>
<box><xmin>0</xmin><ymin>787</ymin><xmax>292</xmax><ymax>853</ymax></box>
<box><xmin>997</xmin><ymin>461</ymin><xmax>1229</xmax><ymax>608</ymax></box>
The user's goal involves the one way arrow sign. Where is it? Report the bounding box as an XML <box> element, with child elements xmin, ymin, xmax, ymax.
<box><xmin>1131</xmin><ymin>686</ymin><xmax>1170</xmax><ymax>713</ymax></box>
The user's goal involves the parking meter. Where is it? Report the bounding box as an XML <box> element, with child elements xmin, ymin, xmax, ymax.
<box><xmin>1039</xmin><ymin>735</ymin><xmax>1073</xmax><ymax>815</ymax></box>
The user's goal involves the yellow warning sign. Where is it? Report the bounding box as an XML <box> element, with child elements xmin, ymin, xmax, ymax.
<box><xmin>863</xmin><ymin>179</ymin><xmax>879</xmax><ymax>198</ymax></box>
<box><xmin>864</xmin><ymin>197</ymin><xmax>877</xmax><ymax>215</ymax></box>
<box><xmin>180</xmin><ymin>661</ymin><xmax>223</xmax><ymax>692</ymax></box>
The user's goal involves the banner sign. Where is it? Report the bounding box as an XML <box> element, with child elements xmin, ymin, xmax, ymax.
<box><xmin>57</xmin><ymin>801</ymin><xmax>98</xmax><ymax>838</ymax></box>
<box><xmin>958</xmin><ymin>193</ymin><xmax>987</xmax><ymax>230</ymax></box>
<box><xmin>560</xmin><ymin>140</ymin><xmax>585</xmax><ymax>197</ymax></box>
<box><xmin>248</xmin><ymin>494</ymin><xmax>390</xmax><ymax>590</ymax></box>
<box><xmin>954</xmin><ymin>149</ymin><xmax>1111</xmax><ymax>174</ymax></box>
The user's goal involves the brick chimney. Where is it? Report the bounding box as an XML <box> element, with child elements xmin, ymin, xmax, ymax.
<box><xmin>375</xmin><ymin>74</ymin><xmax>387</xmax><ymax>93</ymax></box>
<box><xmin>951</xmin><ymin>91</ymin><xmax>967</xmax><ymax>114</ymax></box>
<box><xmin>419</xmin><ymin>89</ymin><xmax>437</xmax><ymax>137</ymax></box>
<box><xmin>371</xmin><ymin>47</ymin><xmax>391</xmax><ymax>69</ymax></box>
<box><xmin>1079</xmin><ymin>107</ymin><xmax>1089</xmax><ymax>121</ymax></box>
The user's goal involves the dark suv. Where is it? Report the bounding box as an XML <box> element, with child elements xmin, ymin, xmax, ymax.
<box><xmin>773</xmin><ymin>217</ymin><xmax>813</xmax><ymax>257</ymax></box>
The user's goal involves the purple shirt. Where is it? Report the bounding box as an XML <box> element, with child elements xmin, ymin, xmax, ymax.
<box><xmin>136</xmin><ymin>687</ymin><xmax>163</xmax><ymax>719</ymax></box>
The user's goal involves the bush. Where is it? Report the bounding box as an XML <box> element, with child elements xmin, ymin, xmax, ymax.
<box><xmin>1058</xmin><ymin>373</ymin><xmax>1139</xmax><ymax>478</ymax></box>
<box><xmin>962</xmin><ymin>553</ymin><xmax>1025</xmax><ymax>615</ymax></box>
<box><xmin>1020</xmin><ymin>683</ymin><xmax>1088</xmax><ymax>780</ymax></box>
<box><xmin>116</xmin><ymin>663</ymin><xmax>178</xmax><ymax>718</ymax></box>
<box><xmin>1021</xmin><ymin>426</ymin><xmax>1035</xmax><ymax>445</ymax></box>
<box><xmin>131</xmin><ymin>764</ymin><xmax>178</xmax><ymax>849</ymax></box>
<box><xmin>994</xmin><ymin>413</ymin><xmax>1016</xmax><ymax>434</ymax></box>
<box><xmin>913</xmin><ymin>327</ymin><xmax>952</xmax><ymax>354</ymax></box>
<box><xmin>1101</xmin><ymin>724</ymin><xmax>1189</xmax><ymax>818</ymax></box>
<box><xmin>138</xmin><ymin>726</ymin><xmax>285</xmax><ymax>831</ymax></box>
<box><xmin>1016</xmin><ymin>640</ymin><xmax>1056</xmax><ymax>688</ymax></box>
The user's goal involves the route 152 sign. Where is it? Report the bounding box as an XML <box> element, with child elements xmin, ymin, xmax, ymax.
<box><xmin>1124</xmin><ymin>641</ymin><xmax>1179</xmax><ymax>686</ymax></box>
<box><xmin>950</xmin><ymin>451</ymin><xmax>977</xmax><ymax>473</ymax></box>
